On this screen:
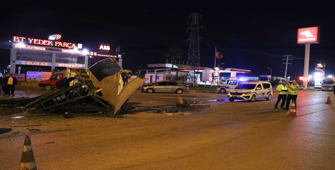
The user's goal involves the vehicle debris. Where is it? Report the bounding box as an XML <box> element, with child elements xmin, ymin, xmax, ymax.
<box><xmin>11</xmin><ymin>58</ymin><xmax>146</xmax><ymax>115</ymax></box>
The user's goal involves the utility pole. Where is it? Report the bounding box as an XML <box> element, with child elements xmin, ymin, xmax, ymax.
<box><xmin>282</xmin><ymin>55</ymin><xmax>292</xmax><ymax>81</ymax></box>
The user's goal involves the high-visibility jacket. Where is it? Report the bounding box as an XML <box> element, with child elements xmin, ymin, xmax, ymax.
<box><xmin>288</xmin><ymin>83</ymin><xmax>299</xmax><ymax>95</ymax></box>
<box><xmin>7</xmin><ymin>77</ymin><xmax>13</xmax><ymax>85</ymax></box>
<box><xmin>276</xmin><ymin>84</ymin><xmax>288</xmax><ymax>95</ymax></box>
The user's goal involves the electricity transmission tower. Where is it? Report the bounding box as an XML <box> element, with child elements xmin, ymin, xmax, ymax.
<box><xmin>282</xmin><ymin>55</ymin><xmax>293</xmax><ymax>80</ymax></box>
<box><xmin>187</xmin><ymin>13</ymin><xmax>202</xmax><ymax>86</ymax></box>
<box><xmin>187</xmin><ymin>13</ymin><xmax>202</xmax><ymax>67</ymax></box>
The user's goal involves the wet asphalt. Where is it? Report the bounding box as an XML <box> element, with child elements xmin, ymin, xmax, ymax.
<box><xmin>0</xmin><ymin>90</ymin><xmax>335</xmax><ymax>169</ymax></box>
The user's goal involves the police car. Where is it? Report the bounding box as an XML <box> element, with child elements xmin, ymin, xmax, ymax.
<box><xmin>228</xmin><ymin>81</ymin><xmax>273</xmax><ymax>102</ymax></box>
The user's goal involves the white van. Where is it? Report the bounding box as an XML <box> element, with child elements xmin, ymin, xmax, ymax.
<box><xmin>217</xmin><ymin>79</ymin><xmax>238</xmax><ymax>93</ymax></box>
<box><xmin>228</xmin><ymin>81</ymin><xmax>273</xmax><ymax>102</ymax></box>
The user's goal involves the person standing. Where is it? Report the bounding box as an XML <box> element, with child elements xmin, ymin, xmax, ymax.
<box><xmin>275</xmin><ymin>80</ymin><xmax>288</xmax><ymax>109</ymax></box>
<box><xmin>286</xmin><ymin>80</ymin><xmax>299</xmax><ymax>110</ymax></box>
<box><xmin>2</xmin><ymin>74</ymin><xmax>8</xmax><ymax>95</ymax></box>
<box><xmin>6</xmin><ymin>74</ymin><xmax>17</xmax><ymax>96</ymax></box>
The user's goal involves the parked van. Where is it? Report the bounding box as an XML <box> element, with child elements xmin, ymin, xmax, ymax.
<box><xmin>217</xmin><ymin>79</ymin><xmax>238</xmax><ymax>93</ymax></box>
<box><xmin>228</xmin><ymin>81</ymin><xmax>273</xmax><ymax>102</ymax></box>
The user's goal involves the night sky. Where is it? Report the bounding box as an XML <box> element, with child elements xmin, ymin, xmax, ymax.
<box><xmin>0</xmin><ymin>1</ymin><xmax>334</xmax><ymax>78</ymax></box>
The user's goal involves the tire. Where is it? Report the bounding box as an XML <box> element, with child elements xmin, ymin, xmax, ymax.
<box><xmin>146</xmin><ymin>88</ymin><xmax>154</xmax><ymax>93</ymax></box>
<box><xmin>229</xmin><ymin>98</ymin><xmax>234</xmax><ymax>102</ymax></box>
<box><xmin>176</xmin><ymin>89</ymin><xmax>183</xmax><ymax>94</ymax></box>
<box><xmin>219</xmin><ymin>88</ymin><xmax>226</xmax><ymax>94</ymax></box>
<box><xmin>266</xmin><ymin>94</ymin><xmax>272</xmax><ymax>101</ymax></box>
<box><xmin>250</xmin><ymin>95</ymin><xmax>256</xmax><ymax>102</ymax></box>
<box><xmin>45</xmin><ymin>85</ymin><xmax>52</xmax><ymax>90</ymax></box>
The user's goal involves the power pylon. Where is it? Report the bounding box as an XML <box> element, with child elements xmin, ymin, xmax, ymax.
<box><xmin>187</xmin><ymin>13</ymin><xmax>202</xmax><ymax>67</ymax></box>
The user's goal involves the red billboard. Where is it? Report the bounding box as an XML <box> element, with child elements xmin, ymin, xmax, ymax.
<box><xmin>297</xmin><ymin>27</ymin><xmax>319</xmax><ymax>44</ymax></box>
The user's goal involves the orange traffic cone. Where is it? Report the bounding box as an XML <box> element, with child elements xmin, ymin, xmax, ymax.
<box><xmin>288</xmin><ymin>100</ymin><xmax>297</xmax><ymax>117</ymax></box>
<box><xmin>326</xmin><ymin>93</ymin><xmax>331</xmax><ymax>104</ymax></box>
<box><xmin>19</xmin><ymin>135</ymin><xmax>37</xmax><ymax>170</ymax></box>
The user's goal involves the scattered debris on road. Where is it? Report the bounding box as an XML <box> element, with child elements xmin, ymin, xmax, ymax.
<box><xmin>0</xmin><ymin>58</ymin><xmax>147</xmax><ymax>116</ymax></box>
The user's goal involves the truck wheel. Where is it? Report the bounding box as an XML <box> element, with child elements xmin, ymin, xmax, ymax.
<box><xmin>219</xmin><ymin>88</ymin><xmax>226</xmax><ymax>94</ymax></box>
<box><xmin>45</xmin><ymin>85</ymin><xmax>52</xmax><ymax>90</ymax></box>
<box><xmin>146</xmin><ymin>88</ymin><xmax>154</xmax><ymax>93</ymax></box>
<box><xmin>176</xmin><ymin>89</ymin><xmax>183</xmax><ymax>94</ymax></box>
<box><xmin>250</xmin><ymin>95</ymin><xmax>256</xmax><ymax>102</ymax></box>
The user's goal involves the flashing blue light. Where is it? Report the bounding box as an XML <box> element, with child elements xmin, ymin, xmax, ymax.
<box><xmin>238</xmin><ymin>77</ymin><xmax>248</xmax><ymax>81</ymax></box>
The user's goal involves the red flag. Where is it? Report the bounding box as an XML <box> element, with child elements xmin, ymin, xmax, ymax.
<box><xmin>215</xmin><ymin>48</ymin><xmax>223</xmax><ymax>59</ymax></box>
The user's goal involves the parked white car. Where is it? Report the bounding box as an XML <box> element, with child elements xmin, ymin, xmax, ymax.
<box><xmin>228</xmin><ymin>81</ymin><xmax>273</xmax><ymax>102</ymax></box>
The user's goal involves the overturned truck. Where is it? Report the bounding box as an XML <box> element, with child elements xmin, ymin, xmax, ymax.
<box><xmin>24</xmin><ymin>58</ymin><xmax>146</xmax><ymax>115</ymax></box>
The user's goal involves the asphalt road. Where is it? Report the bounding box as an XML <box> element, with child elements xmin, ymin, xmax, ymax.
<box><xmin>0</xmin><ymin>90</ymin><xmax>335</xmax><ymax>169</ymax></box>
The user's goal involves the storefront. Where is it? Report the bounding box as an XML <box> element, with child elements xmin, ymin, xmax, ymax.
<box><xmin>144</xmin><ymin>63</ymin><xmax>251</xmax><ymax>85</ymax></box>
<box><xmin>9</xmin><ymin>35</ymin><xmax>120</xmax><ymax>74</ymax></box>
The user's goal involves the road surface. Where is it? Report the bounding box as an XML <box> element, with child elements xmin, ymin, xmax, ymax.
<box><xmin>0</xmin><ymin>90</ymin><xmax>335</xmax><ymax>169</ymax></box>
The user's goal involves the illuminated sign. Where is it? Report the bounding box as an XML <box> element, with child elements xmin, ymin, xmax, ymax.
<box><xmin>297</xmin><ymin>27</ymin><xmax>319</xmax><ymax>44</ymax></box>
<box><xmin>314</xmin><ymin>63</ymin><xmax>325</xmax><ymax>88</ymax></box>
<box><xmin>89</xmin><ymin>51</ymin><xmax>116</xmax><ymax>58</ymax></box>
<box><xmin>231</xmin><ymin>72</ymin><xmax>237</xmax><ymax>78</ymax></box>
<box><xmin>14</xmin><ymin>44</ymin><xmax>46</xmax><ymax>51</ymax></box>
<box><xmin>62</xmin><ymin>49</ymin><xmax>83</xmax><ymax>55</ymax></box>
<box><xmin>298</xmin><ymin>76</ymin><xmax>311</xmax><ymax>82</ymax></box>
<box><xmin>48</xmin><ymin>34</ymin><xmax>62</xmax><ymax>41</ymax></box>
<box><xmin>99</xmin><ymin>44</ymin><xmax>110</xmax><ymax>51</ymax></box>
<box><xmin>13</xmin><ymin>36</ymin><xmax>76</xmax><ymax>49</ymax></box>
<box><xmin>214</xmin><ymin>71</ymin><xmax>219</xmax><ymax>77</ymax></box>
<box><xmin>26</xmin><ymin>71</ymin><xmax>52</xmax><ymax>80</ymax></box>
<box><xmin>13</xmin><ymin>74</ymin><xmax>26</xmax><ymax>82</ymax></box>
<box><xmin>26</xmin><ymin>61</ymin><xmax>50</xmax><ymax>66</ymax></box>
<box><xmin>56</xmin><ymin>63</ymin><xmax>84</xmax><ymax>68</ymax></box>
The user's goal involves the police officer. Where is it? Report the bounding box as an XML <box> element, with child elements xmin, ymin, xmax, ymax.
<box><xmin>286</xmin><ymin>80</ymin><xmax>299</xmax><ymax>110</ymax></box>
<box><xmin>6</xmin><ymin>74</ymin><xmax>18</xmax><ymax>96</ymax></box>
<box><xmin>275</xmin><ymin>80</ymin><xmax>288</xmax><ymax>109</ymax></box>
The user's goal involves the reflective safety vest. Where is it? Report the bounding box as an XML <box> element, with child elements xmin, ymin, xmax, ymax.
<box><xmin>276</xmin><ymin>84</ymin><xmax>288</xmax><ymax>95</ymax></box>
<box><xmin>288</xmin><ymin>83</ymin><xmax>299</xmax><ymax>95</ymax></box>
<box><xmin>7</xmin><ymin>77</ymin><xmax>13</xmax><ymax>85</ymax></box>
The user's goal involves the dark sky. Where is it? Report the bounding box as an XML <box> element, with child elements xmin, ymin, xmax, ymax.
<box><xmin>0</xmin><ymin>0</ymin><xmax>334</xmax><ymax>78</ymax></box>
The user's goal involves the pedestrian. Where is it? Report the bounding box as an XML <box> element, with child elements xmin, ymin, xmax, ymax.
<box><xmin>6</xmin><ymin>74</ymin><xmax>18</xmax><ymax>96</ymax></box>
<box><xmin>286</xmin><ymin>79</ymin><xmax>299</xmax><ymax>110</ymax></box>
<box><xmin>275</xmin><ymin>80</ymin><xmax>288</xmax><ymax>109</ymax></box>
<box><xmin>2</xmin><ymin>74</ymin><xmax>8</xmax><ymax>95</ymax></box>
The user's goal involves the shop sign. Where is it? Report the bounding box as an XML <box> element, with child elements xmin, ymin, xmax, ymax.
<box><xmin>297</xmin><ymin>27</ymin><xmax>319</xmax><ymax>44</ymax></box>
<box><xmin>13</xmin><ymin>36</ymin><xmax>76</xmax><ymax>49</ymax></box>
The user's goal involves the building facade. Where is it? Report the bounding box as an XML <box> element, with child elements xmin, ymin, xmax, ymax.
<box><xmin>9</xmin><ymin>35</ymin><xmax>120</xmax><ymax>74</ymax></box>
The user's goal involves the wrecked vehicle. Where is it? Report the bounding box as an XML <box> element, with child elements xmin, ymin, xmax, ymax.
<box><xmin>23</xmin><ymin>58</ymin><xmax>147</xmax><ymax>115</ymax></box>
